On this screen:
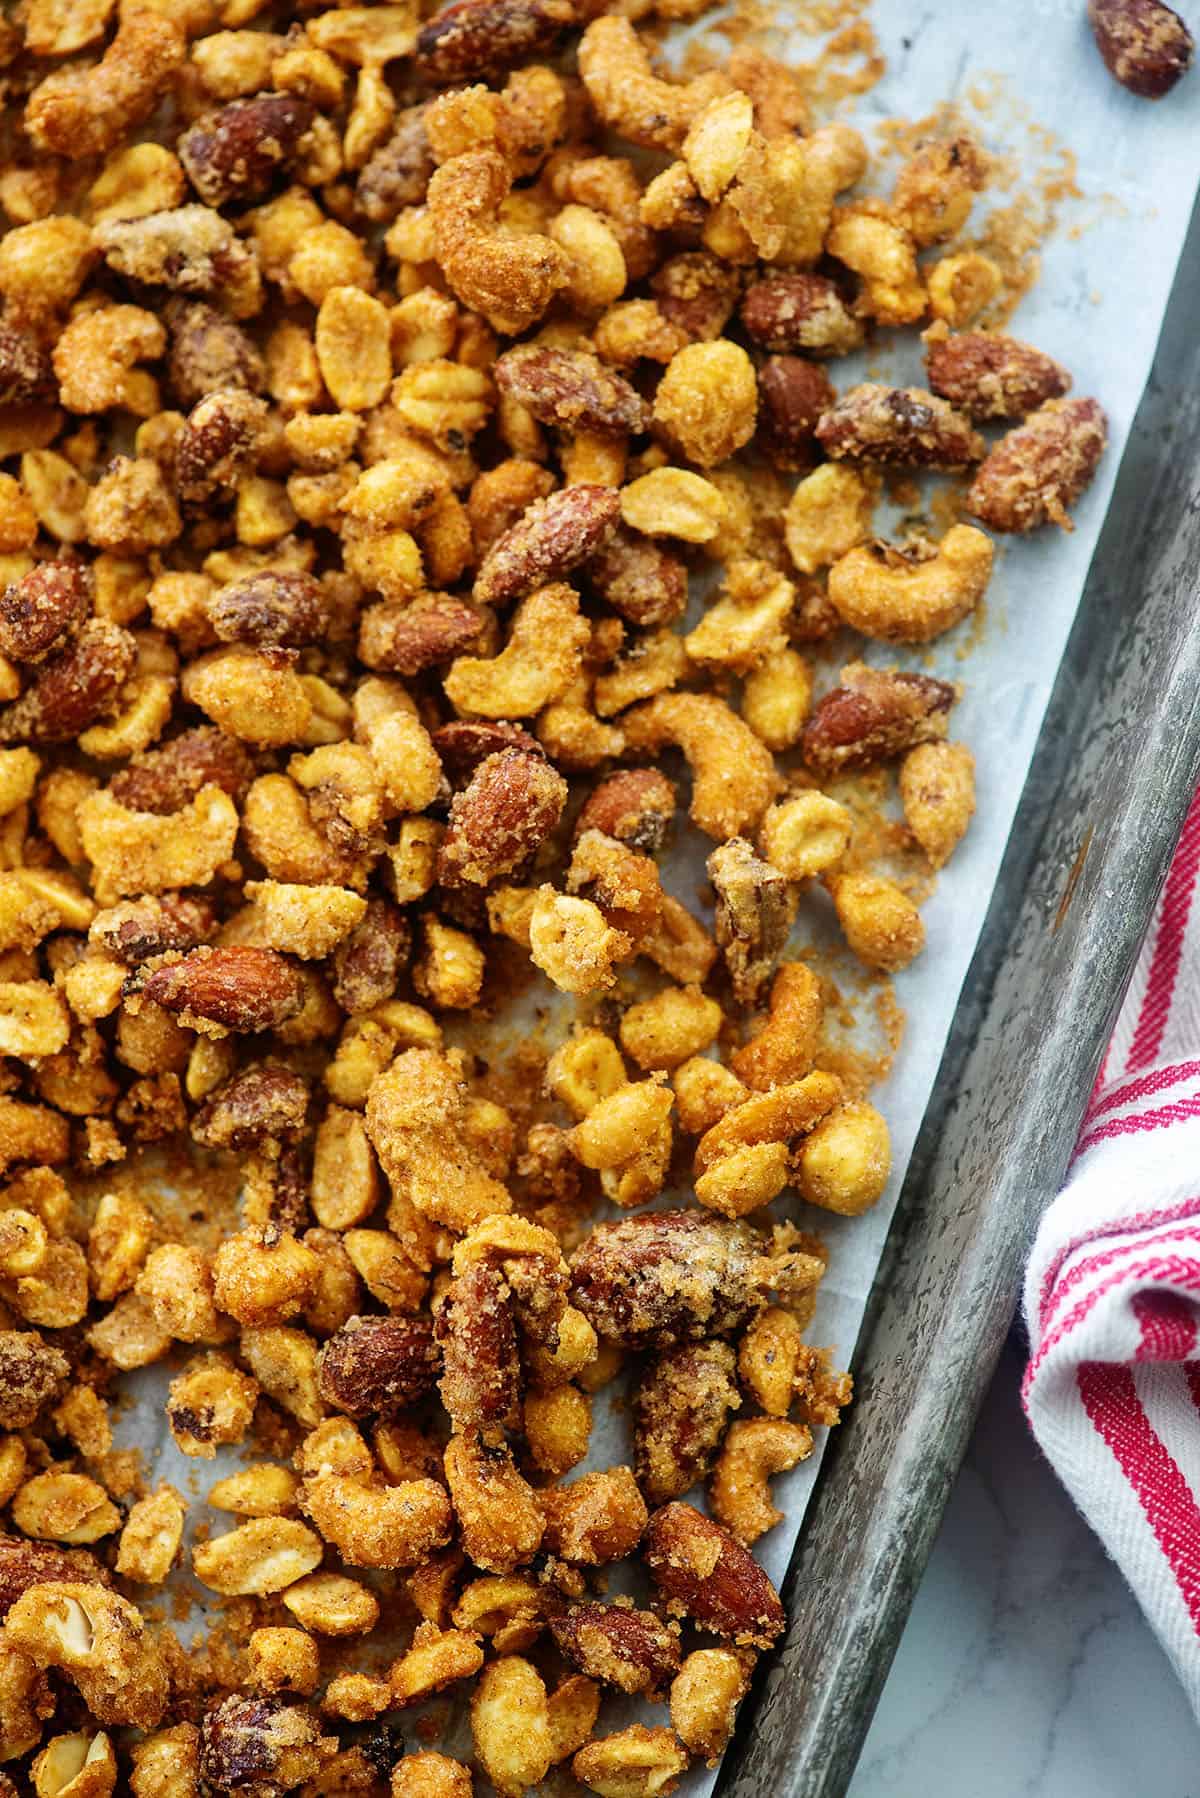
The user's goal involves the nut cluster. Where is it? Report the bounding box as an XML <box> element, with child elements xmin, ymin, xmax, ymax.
<box><xmin>0</xmin><ymin>0</ymin><xmax>1110</xmax><ymax>1794</ymax></box>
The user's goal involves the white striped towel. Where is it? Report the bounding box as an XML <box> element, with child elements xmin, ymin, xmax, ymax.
<box><xmin>1024</xmin><ymin>782</ymin><xmax>1200</xmax><ymax>1711</ymax></box>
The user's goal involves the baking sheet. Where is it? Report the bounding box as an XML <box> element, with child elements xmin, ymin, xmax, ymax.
<box><xmin>102</xmin><ymin>0</ymin><xmax>1200</xmax><ymax>1776</ymax></box>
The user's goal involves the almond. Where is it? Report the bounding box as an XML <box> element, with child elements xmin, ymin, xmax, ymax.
<box><xmin>651</xmin><ymin>251</ymin><xmax>742</xmax><ymax>343</ymax></box>
<box><xmin>1088</xmin><ymin>0</ymin><xmax>1194</xmax><ymax>95</ymax></box>
<box><xmin>495</xmin><ymin>345</ymin><xmax>650</xmax><ymax>437</ymax></box>
<box><xmin>473</xmin><ymin>485</ymin><xmax>621</xmax><ymax>608</ymax></box>
<box><xmin>416</xmin><ymin>0</ymin><xmax>573</xmax><ymax>80</ymax></box>
<box><xmin>0</xmin><ymin>619</ymin><xmax>135</xmax><ymax>744</ymax></box>
<box><xmin>436</xmin><ymin>1261</ymin><xmax>521</xmax><ymax>1435</ymax></box>
<box><xmin>110</xmin><ymin>726</ymin><xmax>256</xmax><ymax>814</ymax></box>
<box><xmin>179</xmin><ymin>94</ymin><xmax>317</xmax><ymax>208</ymax></box>
<box><xmin>437</xmin><ymin>748</ymin><xmax>567</xmax><ymax>889</ymax></box>
<box><xmin>645</xmin><ymin>1502</ymin><xmax>785</xmax><ymax>1648</ymax></box>
<box><xmin>318</xmin><ymin>1314</ymin><xmax>441</xmax><ymax>1418</ymax></box>
<box><xmin>209</xmin><ymin>572</ymin><xmax>327</xmax><ymax>650</ymax></box>
<box><xmin>0</xmin><ymin>560</ymin><xmax>90</xmax><ymax>665</ymax></box>
<box><xmin>739</xmin><ymin>273</ymin><xmax>863</xmax><ymax>355</ymax></box>
<box><xmin>190</xmin><ymin>1065</ymin><xmax>310</xmax><ymax>1150</ymax></box>
<box><xmin>142</xmin><ymin>946</ymin><xmax>305</xmax><ymax>1033</ymax></box>
<box><xmin>551</xmin><ymin>1603</ymin><xmax>681</xmax><ymax>1696</ymax></box>
<box><xmin>965</xmin><ymin>396</ymin><xmax>1108</xmax><ymax>533</ymax></box>
<box><xmin>802</xmin><ymin>662</ymin><xmax>957</xmax><ymax>778</ymax></box>
<box><xmin>924</xmin><ymin>330</ymin><xmax>1071</xmax><ymax>420</ymax></box>
<box><xmin>816</xmin><ymin>383</ymin><xmax>984</xmax><ymax>469</ymax></box>
<box><xmin>586</xmin><ymin>524</ymin><xmax>687</xmax><ymax>628</ymax></box>
<box><xmin>633</xmin><ymin>1342</ymin><xmax>740</xmax><ymax>1506</ymax></box>
<box><xmin>359</xmin><ymin>592</ymin><xmax>486</xmax><ymax>676</ymax></box>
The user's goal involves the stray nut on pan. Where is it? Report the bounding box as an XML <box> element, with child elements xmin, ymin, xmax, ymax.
<box><xmin>0</xmin><ymin>0</ymin><xmax>1113</xmax><ymax>1790</ymax></box>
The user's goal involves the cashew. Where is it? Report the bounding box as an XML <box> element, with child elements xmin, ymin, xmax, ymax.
<box><xmin>4</xmin><ymin>1581</ymin><xmax>168</xmax><ymax>1730</ymax></box>
<box><xmin>827</xmin><ymin>524</ymin><xmax>993</xmax><ymax>643</ymax></box>
<box><xmin>708</xmin><ymin>1418</ymin><xmax>812</xmax><ymax>1544</ymax></box>
<box><xmin>444</xmin><ymin>584</ymin><xmax>589</xmax><ymax>719</ymax></box>
<box><xmin>428</xmin><ymin>148</ymin><xmax>569</xmax><ymax>335</ymax></box>
<box><xmin>578</xmin><ymin>16</ymin><xmax>728</xmax><ymax>153</ymax></box>
<box><xmin>622</xmin><ymin>693</ymin><xmax>776</xmax><ymax>839</ymax></box>
<box><xmin>794</xmin><ymin>1099</ymin><xmax>891</xmax><ymax>1215</ymax></box>
<box><xmin>731</xmin><ymin>961</ymin><xmax>823</xmax><ymax>1091</ymax></box>
<box><xmin>828</xmin><ymin>871</ymin><xmax>924</xmax><ymax>973</ymax></box>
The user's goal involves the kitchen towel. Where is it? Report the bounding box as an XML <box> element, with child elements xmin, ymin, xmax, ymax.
<box><xmin>1024</xmin><ymin>781</ymin><xmax>1200</xmax><ymax>1713</ymax></box>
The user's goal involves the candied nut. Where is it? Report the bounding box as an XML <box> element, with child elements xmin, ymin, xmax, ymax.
<box><xmin>191</xmin><ymin>1064</ymin><xmax>309</xmax><ymax>1150</ymax></box>
<box><xmin>193</xmin><ymin>1517</ymin><xmax>323</xmax><ymax>1596</ymax></box>
<box><xmin>827</xmin><ymin>526</ymin><xmax>993</xmax><ymax>644</ymax></box>
<box><xmin>52</xmin><ymin>306</ymin><xmax>164</xmax><ymax>419</ymax></box>
<box><xmin>784</xmin><ymin>464</ymin><xmax>874</xmax><ymax>577</ymax></box>
<box><xmin>525</xmin><ymin>1385</ymin><xmax>591</xmax><ymax>1476</ymax></box>
<box><xmin>899</xmin><ymin>739</ymin><xmax>976</xmax><ymax>867</ymax></box>
<box><xmin>391</xmin><ymin>1621</ymin><xmax>483</xmax><ymax>1704</ymax></box>
<box><xmin>0</xmin><ymin>323</ymin><xmax>55</xmax><ymax>409</ymax></box>
<box><xmin>417</xmin><ymin>0</ymin><xmax>571</xmax><ymax>81</ymax></box>
<box><xmin>474</xmin><ymin>486</ymin><xmax>620</xmax><ymax>609</ymax></box>
<box><xmin>570</xmin><ymin>1210</ymin><xmax>816</xmax><ymax>1347</ymax></box>
<box><xmin>586</xmin><ymin>526</ymin><xmax>687</xmax><ymax>629</ymax></box>
<box><xmin>428</xmin><ymin>148</ymin><xmax>568</xmax><ymax>336</ymax></box>
<box><xmin>708</xmin><ymin>1417</ymin><xmax>811</xmax><ymax>1545</ymax></box>
<box><xmin>552</xmin><ymin>1602</ymin><xmax>681</xmax><ymax>1697</ymax></box>
<box><xmin>359</xmin><ymin>593</ymin><xmax>485</xmax><ymax>677</ymax></box>
<box><xmin>31</xmin><ymin>1730</ymin><xmax>117</xmax><ymax>1798</ymax></box>
<box><xmin>0</xmin><ymin>622</ymin><xmax>136</xmax><ymax>745</ymax></box>
<box><xmin>6</xmin><ymin>1581</ymin><xmax>168</xmax><ymax>1729</ymax></box>
<box><xmin>392</xmin><ymin>1753</ymin><xmax>474</xmax><ymax>1798</ymax></box>
<box><xmin>794</xmin><ymin>1098</ymin><xmax>891</xmax><ymax>1214</ymax></box>
<box><xmin>802</xmin><ymin>662</ymin><xmax>957</xmax><ymax>778</ymax></box>
<box><xmin>318</xmin><ymin>1315</ymin><xmax>440</xmax><ymax>1418</ymax></box>
<box><xmin>438</xmin><ymin>748</ymin><xmax>567</xmax><ymax>889</ymax></box>
<box><xmin>12</xmin><ymin>1473</ymin><xmax>120</xmax><ymax>1546</ymax></box>
<box><xmin>685</xmin><ymin>557</ymin><xmax>792</xmax><ymax>675</ymax></box>
<box><xmin>366</xmin><ymin>1047</ymin><xmax>511</xmax><ymax>1234</ymax></box>
<box><xmin>445</xmin><ymin>1430</ymin><xmax>544</xmax><ymax>1573</ymax></box>
<box><xmin>618</xmin><ymin>466</ymin><xmax>728</xmax><ymax>545</ymax></box>
<box><xmin>143</xmin><ymin>947</ymin><xmax>304</xmax><ymax>1035</ymax></box>
<box><xmin>495</xmin><ymin>346</ymin><xmax>649</xmax><ymax>438</ymax></box>
<box><xmin>572</xmin><ymin>1725</ymin><xmax>689</xmax><ymax>1798</ymax></box>
<box><xmin>576</xmin><ymin>770</ymin><xmax>676</xmax><ymax>855</ymax></box>
<box><xmin>925</xmin><ymin>330</ymin><xmax>1071</xmax><ymax>420</ymax></box>
<box><xmin>966</xmin><ymin>396</ymin><xmax>1108</xmax><ymax>533</ymax></box>
<box><xmin>166</xmin><ymin>1353</ymin><xmax>258</xmax><ymax>1458</ymax></box>
<box><xmin>649</xmin><ymin>253</ymin><xmax>739</xmax><ymax>345</ymax></box>
<box><xmin>682</xmin><ymin>92</ymin><xmax>754</xmax><ymax>201</ymax></box>
<box><xmin>180</xmin><ymin>93</ymin><xmax>317</xmax><ymax>206</ymax></box>
<box><xmin>199</xmin><ymin>1695</ymin><xmax>331</xmax><ymax>1794</ymax></box>
<box><xmin>1088</xmin><ymin>0</ymin><xmax>1194</xmax><ymax>95</ymax></box>
<box><xmin>182</xmin><ymin>646</ymin><xmax>312</xmax><ymax>747</ymax></box>
<box><xmin>828</xmin><ymin>871</ymin><xmax>924</xmax><ymax>973</ymax></box>
<box><xmin>623</xmin><ymin>694</ymin><xmax>774</xmax><ymax>839</ymax></box>
<box><xmin>732</xmin><ymin>960</ymin><xmax>823</xmax><ymax>1091</ymax></box>
<box><xmin>245</xmin><ymin>1628</ymin><xmax>319</xmax><ymax>1697</ymax></box>
<box><xmin>740</xmin><ymin>273</ymin><xmax>864</xmax><ymax>355</ymax></box>
<box><xmin>578</xmin><ymin>17</ymin><xmax>727</xmax><ymax>153</ymax></box>
<box><xmin>925</xmin><ymin>249</ymin><xmax>1002</xmax><ymax>327</ymax></box>
<box><xmin>445</xmin><ymin>582</ymin><xmax>589</xmax><ymax>718</ymax></box>
<box><xmin>231</xmin><ymin>881</ymin><xmax>366</xmax><ymax>961</ymax></box>
<box><xmin>301</xmin><ymin>1444</ymin><xmax>451</xmax><ymax>1571</ymax></box>
<box><xmin>110</xmin><ymin>725</ymin><xmax>253</xmax><ymax>814</ymax></box>
<box><xmin>528</xmin><ymin>889</ymin><xmax>628</xmax><ymax>996</ymax></box>
<box><xmin>633</xmin><ymin>1341</ymin><xmax>740</xmax><ymax>1505</ymax></box>
<box><xmin>283</xmin><ymin>1572</ymin><xmax>379</xmax><ymax>1637</ymax></box>
<box><xmin>331</xmin><ymin>905</ymin><xmax>410</xmax><ymax>1017</ymax></box>
<box><xmin>0</xmin><ymin>562</ymin><xmax>89</xmax><ymax>665</ymax></box>
<box><xmin>316</xmin><ymin>287</ymin><xmax>393</xmax><ymax>413</ymax></box>
<box><xmin>208</xmin><ymin>571</ymin><xmax>326</xmax><ymax>650</ymax></box>
<box><xmin>619</xmin><ymin>987</ymin><xmax>721</xmax><ymax>1073</ymax></box>
<box><xmin>25</xmin><ymin>12</ymin><xmax>186</xmax><ymax>160</ymax></box>
<box><xmin>672</xmin><ymin>1057</ymin><xmax>746</xmax><ymax>1137</ymax></box>
<box><xmin>540</xmin><ymin>1467</ymin><xmax>647</xmax><ymax>1565</ymax></box>
<box><xmin>438</xmin><ymin>1259</ymin><xmax>519</xmax><ymax>1435</ymax></box>
<box><xmin>210</xmin><ymin>1465</ymin><xmax>298</xmax><ymax>1518</ymax></box>
<box><xmin>670</xmin><ymin>1647</ymin><xmax>752</xmax><ymax>1764</ymax></box>
<box><xmin>652</xmin><ymin>342</ymin><xmax>757</xmax><ymax>469</ymax></box>
<box><xmin>567</xmin><ymin>1075</ymin><xmax>673</xmax><ymax>1208</ymax></box>
<box><xmin>817</xmin><ymin>384</ymin><xmax>983</xmax><ymax>469</ymax></box>
<box><xmin>708</xmin><ymin>837</ymin><xmax>796</xmax><ymax>1006</ymax></box>
<box><xmin>211</xmin><ymin>1227</ymin><xmax>319</xmax><ymax>1327</ymax></box>
<box><xmin>115</xmin><ymin>1486</ymin><xmax>185</xmax><ymax>1585</ymax></box>
<box><xmin>470</xmin><ymin>1655</ymin><xmax>553</xmax><ymax>1797</ymax></box>
<box><xmin>757</xmin><ymin>356</ymin><xmax>835</xmax><ymax>468</ymax></box>
<box><xmin>645</xmin><ymin>1501</ymin><xmax>783</xmax><ymax>1647</ymax></box>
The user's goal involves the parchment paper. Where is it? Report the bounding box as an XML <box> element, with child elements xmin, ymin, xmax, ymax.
<box><xmin>107</xmin><ymin>1</ymin><xmax>1200</xmax><ymax>1779</ymax></box>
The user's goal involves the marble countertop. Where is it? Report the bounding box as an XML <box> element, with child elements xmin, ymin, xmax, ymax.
<box><xmin>847</xmin><ymin>1331</ymin><xmax>1198</xmax><ymax>1797</ymax></box>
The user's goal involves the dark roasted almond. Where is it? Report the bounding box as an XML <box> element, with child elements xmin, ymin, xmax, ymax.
<box><xmin>110</xmin><ymin>727</ymin><xmax>256</xmax><ymax>814</ymax></box>
<box><xmin>209</xmin><ymin>572</ymin><xmax>327</xmax><ymax>649</ymax></box>
<box><xmin>651</xmin><ymin>252</ymin><xmax>742</xmax><ymax>343</ymax></box>
<box><xmin>179</xmin><ymin>93</ymin><xmax>318</xmax><ymax>207</ymax></box>
<box><xmin>586</xmin><ymin>524</ymin><xmax>687</xmax><ymax>628</ymax></box>
<box><xmin>436</xmin><ymin>1261</ymin><xmax>521</xmax><ymax>1435</ymax></box>
<box><xmin>331</xmin><ymin>899</ymin><xmax>411</xmax><ymax>1016</ymax></box>
<box><xmin>431</xmin><ymin>719</ymin><xmax>543</xmax><ymax>778</ymax></box>
<box><xmin>0</xmin><ymin>323</ymin><xmax>56</xmax><ymax>407</ymax></box>
<box><xmin>0</xmin><ymin>1332</ymin><xmax>70</xmax><ymax>1432</ymax></box>
<box><xmin>574</xmin><ymin>769</ymin><xmax>676</xmax><ymax>854</ymax></box>
<box><xmin>495</xmin><ymin>345</ymin><xmax>650</xmax><ymax>437</ymax></box>
<box><xmin>757</xmin><ymin>356</ymin><xmax>836</xmax><ymax>469</ymax></box>
<box><xmin>0</xmin><ymin>619</ymin><xmax>135</xmax><ymax>743</ymax></box>
<box><xmin>166</xmin><ymin>299</ymin><xmax>266</xmax><ymax>411</ymax></box>
<box><xmin>318</xmin><ymin>1313</ymin><xmax>441</xmax><ymax>1418</ymax></box>
<box><xmin>356</xmin><ymin>102</ymin><xmax>434</xmax><ymax>223</ymax></box>
<box><xmin>0</xmin><ymin>560</ymin><xmax>90</xmax><ymax>664</ymax></box>
<box><xmin>191</xmin><ymin>1064</ymin><xmax>310</xmax><ymax>1150</ymax></box>
<box><xmin>175</xmin><ymin>391</ymin><xmax>269</xmax><ymax>507</ymax></box>
<box><xmin>359</xmin><ymin>592</ymin><xmax>486</xmax><ymax>675</ymax></box>
<box><xmin>1088</xmin><ymin>0</ymin><xmax>1194</xmax><ymax>95</ymax></box>
<box><xmin>437</xmin><ymin>748</ymin><xmax>567</xmax><ymax>888</ymax></box>
<box><xmin>645</xmin><ymin>1502</ymin><xmax>785</xmax><ymax>1648</ymax></box>
<box><xmin>551</xmin><ymin>1602</ymin><xmax>681</xmax><ymax>1695</ymax></box>
<box><xmin>416</xmin><ymin>0</ymin><xmax>574</xmax><ymax>82</ymax></box>
<box><xmin>740</xmin><ymin>273</ymin><xmax>864</xmax><ymax>355</ymax></box>
<box><xmin>802</xmin><ymin>662</ymin><xmax>957</xmax><ymax>778</ymax></box>
<box><xmin>633</xmin><ymin>1341</ymin><xmax>740</xmax><ymax>1506</ymax></box>
<box><xmin>816</xmin><ymin>384</ymin><xmax>984</xmax><ymax>469</ymax></box>
<box><xmin>473</xmin><ymin>484</ymin><xmax>620</xmax><ymax>608</ymax></box>
<box><xmin>924</xmin><ymin>330</ymin><xmax>1071</xmax><ymax>420</ymax></box>
<box><xmin>142</xmin><ymin>947</ymin><xmax>305</xmax><ymax>1033</ymax></box>
<box><xmin>90</xmin><ymin>893</ymin><xmax>220</xmax><ymax>965</ymax></box>
<box><xmin>965</xmin><ymin>396</ymin><xmax>1108</xmax><ymax>533</ymax></box>
<box><xmin>709</xmin><ymin>836</ymin><xmax>797</xmax><ymax>1008</ymax></box>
